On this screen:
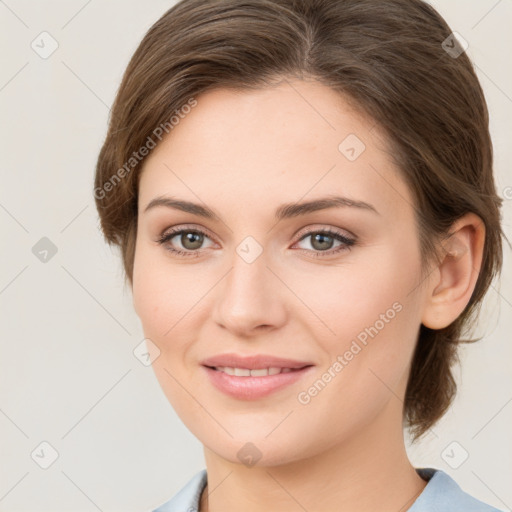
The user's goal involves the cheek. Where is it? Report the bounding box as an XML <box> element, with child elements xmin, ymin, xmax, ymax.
<box><xmin>290</xmin><ymin>267</ymin><xmax>422</xmax><ymax>448</ymax></box>
<box><xmin>287</xmin><ymin>241</ymin><xmax>422</xmax><ymax>346</ymax></box>
<box><xmin>133</xmin><ymin>243</ymin><xmax>198</xmax><ymax>339</ymax></box>
<box><xmin>132</xmin><ymin>248</ymin><xmax>206</xmax><ymax>416</ymax></box>
<box><xmin>132</xmin><ymin>244</ymin><xmax>184</xmax><ymax>366</ymax></box>
<box><xmin>290</xmin><ymin>241</ymin><xmax>424</xmax><ymax>400</ymax></box>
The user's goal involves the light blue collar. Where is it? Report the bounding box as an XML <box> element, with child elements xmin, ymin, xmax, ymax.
<box><xmin>152</xmin><ymin>467</ymin><xmax>503</xmax><ymax>512</ymax></box>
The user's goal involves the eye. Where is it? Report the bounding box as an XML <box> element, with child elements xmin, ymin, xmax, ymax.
<box><xmin>156</xmin><ymin>226</ymin><xmax>215</xmax><ymax>257</ymax></box>
<box><xmin>156</xmin><ymin>225</ymin><xmax>356</xmax><ymax>259</ymax></box>
<box><xmin>293</xmin><ymin>228</ymin><xmax>356</xmax><ymax>257</ymax></box>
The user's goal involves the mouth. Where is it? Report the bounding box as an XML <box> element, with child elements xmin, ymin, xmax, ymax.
<box><xmin>206</xmin><ymin>365</ymin><xmax>310</xmax><ymax>376</ymax></box>
<box><xmin>200</xmin><ymin>353</ymin><xmax>313</xmax><ymax>371</ymax></box>
<box><xmin>201</xmin><ymin>357</ymin><xmax>314</xmax><ymax>400</ymax></box>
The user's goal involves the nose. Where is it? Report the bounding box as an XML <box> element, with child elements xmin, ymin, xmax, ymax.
<box><xmin>212</xmin><ymin>246</ymin><xmax>288</xmax><ymax>338</ymax></box>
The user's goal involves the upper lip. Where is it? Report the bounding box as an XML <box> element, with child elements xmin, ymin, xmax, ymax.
<box><xmin>201</xmin><ymin>353</ymin><xmax>314</xmax><ymax>370</ymax></box>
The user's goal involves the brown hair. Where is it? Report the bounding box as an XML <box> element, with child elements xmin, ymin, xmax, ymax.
<box><xmin>94</xmin><ymin>0</ymin><xmax>503</xmax><ymax>440</ymax></box>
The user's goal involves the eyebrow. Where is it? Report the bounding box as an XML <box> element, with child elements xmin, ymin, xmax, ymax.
<box><xmin>143</xmin><ymin>195</ymin><xmax>379</xmax><ymax>220</ymax></box>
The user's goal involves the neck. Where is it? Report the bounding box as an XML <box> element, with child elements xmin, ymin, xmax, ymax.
<box><xmin>199</xmin><ymin>396</ymin><xmax>427</xmax><ymax>512</ymax></box>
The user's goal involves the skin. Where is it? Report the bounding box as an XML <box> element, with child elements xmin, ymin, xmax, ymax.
<box><xmin>132</xmin><ymin>78</ymin><xmax>485</xmax><ymax>512</ymax></box>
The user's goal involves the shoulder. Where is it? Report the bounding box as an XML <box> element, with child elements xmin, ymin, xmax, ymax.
<box><xmin>150</xmin><ymin>469</ymin><xmax>207</xmax><ymax>512</ymax></box>
<box><xmin>408</xmin><ymin>467</ymin><xmax>504</xmax><ymax>512</ymax></box>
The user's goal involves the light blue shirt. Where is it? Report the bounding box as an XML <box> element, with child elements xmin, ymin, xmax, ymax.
<box><xmin>152</xmin><ymin>467</ymin><xmax>504</xmax><ymax>512</ymax></box>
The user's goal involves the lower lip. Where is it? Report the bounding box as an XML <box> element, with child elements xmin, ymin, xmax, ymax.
<box><xmin>202</xmin><ymin>365</ymin><xmax>314</xmax><ymax>400</ymax></box>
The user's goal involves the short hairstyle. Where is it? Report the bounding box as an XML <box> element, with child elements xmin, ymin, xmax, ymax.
<box><xmin>94</xmin><ymin>0</ymin><xmax>504</xmax><ymax>440</ymax></box>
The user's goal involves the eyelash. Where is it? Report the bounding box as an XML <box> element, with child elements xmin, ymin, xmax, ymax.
<box><xmin>156</xmin><ymin>226</ymin><xmax>356</xmax><ymax>259</ymax></box>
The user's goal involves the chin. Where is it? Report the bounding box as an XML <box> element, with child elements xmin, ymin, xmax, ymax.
<box><xmin>200</xmin><ymin>428</ymin><xmax>321</xmax><ymax>469</ymax></box>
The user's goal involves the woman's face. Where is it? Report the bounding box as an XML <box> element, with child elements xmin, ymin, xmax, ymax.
<box><xmin>132</xmin><ymin>78</ymin><xmax>430</xmax><ymax>466</ymax></box>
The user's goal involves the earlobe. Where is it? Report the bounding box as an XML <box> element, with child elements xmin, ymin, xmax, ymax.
<box><xmin>421</xmin><ymin>213</ymin><xmax>485</xmax><ymax>330</ymax></box>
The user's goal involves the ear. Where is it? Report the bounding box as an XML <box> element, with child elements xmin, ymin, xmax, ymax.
<box><xmin>421</xmin><ymin>213</ymin><xmax>485</xmax><ymax>330</ymax></box>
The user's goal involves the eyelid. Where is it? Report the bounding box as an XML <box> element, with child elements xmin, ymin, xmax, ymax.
<box><xmin>291</xmin><ymin>227</ymin><xmax>356</xmax><ymax>257</ymax></box>
<box><xmin>156</xmin><ymin>223</ymin><xmax>356</xmax><ymax>257</ymax></box>
<box><xmin>294</xmin><ymin>223</ymin><xmax>356</xmax><ymax>241</ymax></box>
<box><xmin>157</xmin><ymin>224</ymin><xmax>354</xmax><ymax>244</ymax></box>
<box><xmin>156</xmin><ymin>224</ymin><xmax>218</xmax><ymax>248</ymax></box>
<box><xmin>158</xmin><ymin>223</ymin><xmax>217</xmax><ymax>241</ymax></box>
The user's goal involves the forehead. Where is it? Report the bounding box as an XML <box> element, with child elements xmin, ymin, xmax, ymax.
<box><xmin>138</xmin><ymin>79</ymin><xmax>412</xmax><ymax>221</ymax></box>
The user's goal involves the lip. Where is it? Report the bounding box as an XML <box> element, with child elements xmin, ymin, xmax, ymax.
<box><xmin>202</xmin><ymin>366</ymin><xmax>314</xmax><ymax>400</ymax></box>
<box><xmin>201</xmin><ymin>353</ymin><xmax>313</xmax><ymax>370</ymax></box>
<box><xmin>201</xmin><ymin>353</ymin><xmax>315</xmax><ymax>400</ymax></box>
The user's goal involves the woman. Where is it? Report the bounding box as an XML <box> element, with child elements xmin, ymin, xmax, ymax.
<box><xmin>94</xmin><ymin>0</ymin><xmax>505</xmax><ymax>510</ymax></box>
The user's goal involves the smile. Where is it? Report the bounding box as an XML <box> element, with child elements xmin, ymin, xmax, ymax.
<box><xmin>203</xmin><ymin>364</ymin><xmax>314</xmax><ymax>400</ymax></box>
<box><xmin>212</xmin><ymin>366</ymin><xmax>299</xmax><ymax>376</ymax></box>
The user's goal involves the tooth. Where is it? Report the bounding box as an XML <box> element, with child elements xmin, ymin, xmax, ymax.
<box><xmin>234</xmin><ymin>367</ymin><xmax>251</xmax><ymax>376</ymax></box>
<box><xmin>215</xmin><ymin>366</ymin><xmax>295</xmax><ymax>376</ymax></box>
<box><xmin>250</xmin><ymin>368</ymin><xmax>269</xmax><ymax>377</ymax></box>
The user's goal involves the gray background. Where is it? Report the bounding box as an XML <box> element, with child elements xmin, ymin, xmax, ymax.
<box><xmin>0</xmin><ymin>1</ymin><xmax>511</xmax><ymax>510</ymax></box>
